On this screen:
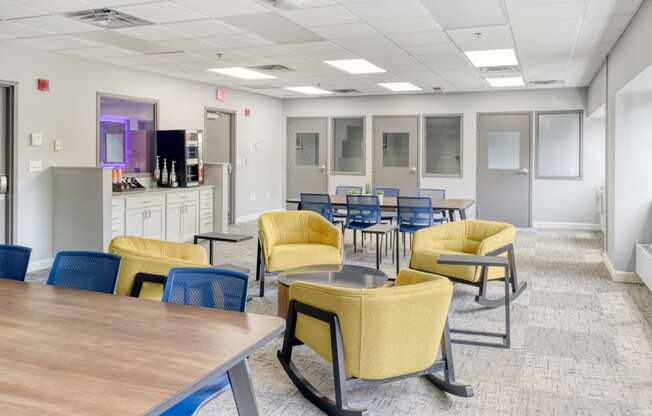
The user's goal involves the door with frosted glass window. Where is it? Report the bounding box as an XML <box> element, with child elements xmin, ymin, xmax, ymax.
<box><xmin>287</xmin><ymin>118</ymin><xmax>328</xmax><ymax>199</ymax></box>
<box><xmin>373</xmin><ymin>116</ymin><xmax>419</xmax><ymax>195</ymax></box>
<box><xmin>477</xmin><ymin>113</ymin><xmax>531</xmax><ymax>227</ymax></box>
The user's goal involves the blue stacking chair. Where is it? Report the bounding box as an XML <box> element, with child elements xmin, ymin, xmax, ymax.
<box><xmin>300</xmin><ymin>193</ymin><xmax>345</xmax><ymax>232</ymax></box>
<box><xmin>417</xmin><ymin>188</ymin><xmax>448</xmax><ymax>223</ymax></box>
<box><xmin>373</xmin><ymin>187</ymin><xmax>400</xmax><ymax>224</ymax></box>
<box><xmin>47</xmin><ymin>251</ymin><xmax>120</xmax><ymax>294</ymax></box>
<box><xmin>334</xmin><ymin>186</ymin><xmax>362</xmax><ymax>221</ymax></box>
<box><xmin>0</xmin><ymin>244</ymin><xmax>32</xmax><ymax>281</ymax></box>
<box><xmin>161</xmin><ymin>268</ymin><xmax>249</xmax><ymax>416</ymax></box>
<box><xmin>397</xmin><ymin>197</ymin><xmax>434</xmax><ymax>257</ymax></box>
<box><xmin>346</xmin><ymin>195</ymin><xmax>381</xmax><ymax>253</ymax></box>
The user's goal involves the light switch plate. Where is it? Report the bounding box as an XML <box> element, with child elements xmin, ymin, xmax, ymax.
<box><xmin>53</xmin><ymin>139</ymin><xmax>62</xmax><ymax>152</ymax></box>
<box><xmin>28</xmin><ymin>160</ymin><xmax>42</xmax><ymax>172</ymax></box>
<box><xmin>30</xmin><ymin>133</ymin><xmax>43</xmax><ymax>146</ymax></box>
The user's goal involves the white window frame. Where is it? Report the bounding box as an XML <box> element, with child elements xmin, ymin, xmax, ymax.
<box><xmin>422</xmin><ymin>114</ymin><xmax>463</xmax><ymax>178</ymax></box>
<box><xmin>535</xmin><ymin>110</ymin><xmax>583</xmax><ymax>180</ymax></box>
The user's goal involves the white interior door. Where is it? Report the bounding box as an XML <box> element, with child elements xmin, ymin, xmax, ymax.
<box><xmin>205</xmin><ymin>109</ymin><xmax>235</xmax><ymax>224</ymax></box>
<box><xmin>373</xmin><ymin>116</ymin><xmax>419</xmax><ymax>195</ymax></box>
<box><xmin>287</xmin><ymin>117</ymin><xmax>328</xmax><ymax>199</ymax></box>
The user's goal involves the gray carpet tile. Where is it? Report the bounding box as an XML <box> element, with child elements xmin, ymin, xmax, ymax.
<box><xmin>27</xmin><ymin>224</ymin><xmax>652</xmax><ymax>416</ymax></box>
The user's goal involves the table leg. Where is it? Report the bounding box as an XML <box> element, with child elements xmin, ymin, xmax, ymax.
<box><xmin>459</xmin><ymin>208</ymin><xmax>467</xmax><ymax>220</ymax></box>
<box><xmin>395</xmin><ymin>229</ymin><xmax>399</xmax><ymax>277</ymax></box>
<box><xmin>447</xmin><ymin>209</ymin><xmax>456</xmax><ymax>221</ymax></box>
<box><xmin>193</xmin><ymin>236</ymin><xmax>198</xmax><ymax>244</ymax></box>
<box><xmin>209</xmin><ymin>241</ymin><xmax>214</xmax><ymax>265</ymax></box>
<box><xmin>228</xmin><ymin>360</ymin><xmax>259</xmax><ymax>416</ymax></box>
<box><xmin>375</xmin><ymin>233</ymin><xmax>380</xmax><ymax>270</ymax></box>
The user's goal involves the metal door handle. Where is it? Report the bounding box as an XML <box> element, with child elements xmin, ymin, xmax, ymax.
<box><xmin>227</xmin><ymin>163</ymin><xmax>233</xmax><ymax>175</ymax></box>
<box><xmin>318</xmin><ymin>165</ymin><xmax>326</xmax><ymax>171</ymax></box>
<box><xmin>518</xmin><ymin>168</ymin><xmax>529</xmax><ymax>174</ymax></box>
<box><xmin>409</xmin><ymin>166</ymin><xmax>416</xmax><ymax>173</ymax></box>
<box><xmin>0</xmin><ymin>175</ymin><xmax>6</xmax><ymax>194</ymax></box>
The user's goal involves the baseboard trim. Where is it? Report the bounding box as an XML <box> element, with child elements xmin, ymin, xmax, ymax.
<box><xmin>236</xmin><ymin>208</ymin><xmax>283</xmax><ymax>224</ymax></box>
<box><xmin>28</xmin><ymin>258</ymin><xmax>53</xmax><ymax>273</ymax></box>
<box><xmin>532</xmin><ymin>221</ymin><xmax>601</xmax><ymax>231</ymax></box>
<box><xmin>602</xmin><ymin>252</ymin><xmax>642</xmax><ymax>284</ymax></box>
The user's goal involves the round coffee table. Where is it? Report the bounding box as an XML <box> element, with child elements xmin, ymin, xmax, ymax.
<box><xmin>276</xmin><ymin>264</ymin><xmax>388</xmax><ymax>319</ymax></box>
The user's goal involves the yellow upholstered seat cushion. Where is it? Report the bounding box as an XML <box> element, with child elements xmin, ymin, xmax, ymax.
<box><xmin>289</xmin><ymin>269</ymin><xmax>453</xmax><ymax>380</ymax></box>
<box><xmin>258</xmin><ymin>211</ymin><xmax>342</xmax><ymax>272</ymax></box>
<box><xmin>109</xmin><ymin>236</ymin><xmax>209</xmax><ymax>300</ymax></box>
<box><xmin>410</xmin><ymin>220</ymin><xmax>515</xmax><ymax>283</ymax></box>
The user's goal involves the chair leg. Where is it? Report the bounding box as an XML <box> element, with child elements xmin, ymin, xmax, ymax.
<box><xmin>425</xmin><ymin>321</ymin><xmax>474</xmax><ymax>398</ymax></box>
<box><xmin>256</xmin><ymin>240</ymin><xmax>266</xmax><ymax>297</ymax></box>
<box><xmin>255</xmin><ymin>239</ymin><xmax>261</xmax><ymax>282</ymax></box>
<box><xmin>402</xmin><ymin>232</ymin><xmax>406</xmax><ymax>258</ymax></box>
<box><xmin>353</xmin><ymin>229</ymin><xmax>357</xmax><ymax>253</ymax></box>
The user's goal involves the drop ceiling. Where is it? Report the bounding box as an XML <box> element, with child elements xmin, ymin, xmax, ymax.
<box><xmin>0</xmin><ymin>0</ymin><xmax>643</xmax><ymax>97</ymax></box>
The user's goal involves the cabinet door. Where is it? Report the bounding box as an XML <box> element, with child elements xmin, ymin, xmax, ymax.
<box><xmin>166</xmin><ymin>203</ymin><xmax>183</xmax><ymax>242</ymax></box>
<box><xmin>144</xmin><ymin>206</ymin><xmax>165</xmax><ymax>240</ymax></box>
<box><xmin>125</xmin><ymin>209</ymin><xmax>145</xmax><ymax>237</ymax></box>
<box><xmin>181</xmin><ymin>202</ymin><xmax>199</xmax><ymax>242</ymax></box>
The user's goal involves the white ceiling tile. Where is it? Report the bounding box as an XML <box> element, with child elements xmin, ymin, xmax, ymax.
<box><xmin>0</xmin><ymin>0</ymin><xmax>41</xmax><ymax>19</ymax></box>
<box><xmin>7</xmin><ymin>0</ymin><xmax>96</xmax><ymax>13</ymax></box>
<box><xmin>369</xmin><ymin>17</ymin><xmax>440</xmax><ymax>35</ymax></box>
<box><xmin>386</xmin><ymin>30</ymin><xmax>449</xmax><ymax>46</ymax></box>
<box><xmin>219</xmin><ymin>12</ymin><xmax>322</xmax><ymax>44</ymax></box>
<box><xmin>101</xmin><ymin>54</ymin><xmax>168</xmax><ymax>66</ymax></box>
<box><xmin>61</xmin><ymin>45</ymin><xmax>140</xmax><ymax>58</ymax></box>
<box><xmin>344</xmin><ymin>0</ymin><xmax>430</xmax><ymax>21</ymax></box>
<box><xmin>164</xmin><ymin>19</ymin><xmax>242</xmax><ymax>37</ymax></box>
<box><xmin>282</xmin><ymin>40</ymin><xmax>341</xmax><ymax>53</ymax></box>
<box><xmin>202</xmin><ymin>33</ymin><xmax>273</xmax><ymax>48</ymax></box>
<box><xmin>332</xmin><ymin>35</ymin><xmax>394</xmax><ymax>51</ymax></box>
<box><xmin>170</xmin><ymin>0</ymin><xmax>269</xmax><ymax>17</ymax></box>
<box><xmin>8</xmin><ymin>34</ymin><xmax>99</xmax><ymax>50</ymax></box>
<box><xmin>0</xmin><ymin>20</ymin><xmax>49</xmax><ymax>38</ymax></box>
<box><xmin>507</xmin><ymin>0</ymin><xmax>586</xmax><ymax>23</ymax></box>
<box><xmin>149</xmin><ymin>51</ymin><xmax>209</xmax><ymax>63</ymax></box>
<box><xmin>188</xmin><ymin>56</ymin><xmax>271</xmax><ymax>69</ymax></box>
<box><xmin>240</xmin><ymin>45</ymin><xmax>292</xmax><ymax>57</ymax></box>
<box><xmin>282</xmin><ymin>5</ymin><xmax>359</xmax><ymax>26</ymax></box>
<box><xmin>261</xmin><ymin>53</ymin><xmax>315</xmax><ymax>64</ymax></box>
<box><xmin>154</xmin><ymin>37</ymin><xmax>221</xmax><ymax>51</ymax></box>
<box><xmin>308</xmin><ymin>22</ymin><xmax>378</xmax><ymax>39</ymax></box>
<box><xmin>281</xmin><ymin>0</ymin><xmax>337</xmax><ymax>7</ymax></box>
<box><xmin>578</xmin><ymin>14</ymin><xmax>632</xmax><ymax>44</ymax></box>
<box><xmin>446</xmin><ymin>25</ymin><xmax>514</xmax><ymax>51</ymax></box>
<box><xmin>585</xmin><ymin>0</ymin><xmax>643</xmax><ymax>17</ymax></box>
<box><xmin>300</xmin><ymin>49</ymin><xmax>356</xmax><ymax>60</ymax></box>
<box><xmin>421</xmin><ymin>0</ymin><xmax>506</xmax><ymax>29</ymax></box>
<box><xmin>12</xmin><ymin>15</ymin><xmax>103</xmax><ymax>34</ymax></box>
<box><xmin>401</xmin><ymin>41</ymin><xmax>459</xmax><ymax>56</ymax></box>
<box><xmin>115</xmin><ymin>1</ymin><xmax>205</xmax><ymax>24</ymax></box>
<box><xmin>113</xmin><ymin>25</ymin><xmax>188</xmax><ymax>41</ymax></box>
<box><xmin>191</xmin><ymin>48</ymin><xmax>256</xmax><ymax>60</ymax></box>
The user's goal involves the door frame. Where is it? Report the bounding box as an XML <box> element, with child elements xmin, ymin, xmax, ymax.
<box><xmin>204</xmin><ymin>107</ymin><xmax>237</xmax><ymax>225</ymax></box>
<box><xmin>286</xmin><ymin>116</ymin><xmax>329</xmax><ymax>197</ymax></box>
<box><xmin>475</xmin><ymin>111</ymin><xmax>534</xmax><ymax>227</ymax></box>
<box><xmin>0</xmin><ymin>80</ymin><xmax>17</xmax><ymax>244</ymax></box>
<box><xmin>371</xmin><ymin>114</ymin><xmax>421</xmax><ymax>191</ymax></box>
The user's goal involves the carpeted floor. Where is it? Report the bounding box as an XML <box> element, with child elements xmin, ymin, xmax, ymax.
<box><xmin>27</xmin><ymin>223</ymin><xmax>652</xmax><ymax>415</ymax></box>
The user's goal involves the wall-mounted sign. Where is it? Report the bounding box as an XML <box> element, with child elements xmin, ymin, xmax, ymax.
<box><xmin>244</xmin><ymin>108</ymin><xmax>251</xmax><ymax>117</ymax></box>
<box><xmin>37</xmin><ymin>79</ymin><xmax>49</xmax><ymax>91</ymax></box>
<box><xmin>217</xmin><ymin>88</ymin><xmax>228</xmax><ymax>101</ymax></box>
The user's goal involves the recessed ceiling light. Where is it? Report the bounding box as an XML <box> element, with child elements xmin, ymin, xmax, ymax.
<box><xmin>378</xmin><ymin>82</ymin><xmax>422</xmax><ymax>92</ymax></box>
<box><xmin>465</xmin><ymin>49</ymin><xmax>518</xmax><ymax>68</ymax></box>
<box><xmin>207</xmin><ymin>67</ymin><xmax>276</xmax><ymax>79</ymax></box>
<box><xmin>486</xmin><ymin>77</ymin><xmax>525</xmax><ymax>87</ymax></box>
<box><xmin>284</xmin><ymin>86</ymin><xmax>333</xmax><ymax>95</ymax></box>
<box><xmin>323</xmin><ymin>58</ymin><xmax>386</xmax><ymax>74</ymax></box>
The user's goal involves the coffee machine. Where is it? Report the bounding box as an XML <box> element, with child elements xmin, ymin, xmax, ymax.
<box><xmin>156</xmin><ymin>129</ymin><xmax>204</xmax><ymax>187</ymax></box>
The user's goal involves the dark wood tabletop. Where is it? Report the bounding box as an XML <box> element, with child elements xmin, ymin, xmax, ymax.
<box><xmin>0</xmin><ymin>280</ymin><xmax>284</xmax><ymax>416</ymax></box>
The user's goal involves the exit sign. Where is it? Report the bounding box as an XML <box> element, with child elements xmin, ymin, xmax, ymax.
<box><xmin>217</xmin><ymin>88</ymin><xmax>228</xmax><ymax>101</ymax></box>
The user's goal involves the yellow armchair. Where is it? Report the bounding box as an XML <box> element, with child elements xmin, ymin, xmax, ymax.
<box><xmin>109</xmin><ymin>236</ymin><xmax>209</xmax><ymax>300</ymax></box>
<box><xmin>278</xmin><ymin>269</ymin><xmax>472</xmax><ymax>415</ymax></box>
<box><xmin>256</xmin><ymin>211</ymin><xmax>343</xmax><ymax>297</ymax></box>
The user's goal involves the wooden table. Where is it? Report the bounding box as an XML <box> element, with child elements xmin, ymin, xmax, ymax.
<box><xmin>0</xmin><ymin>280</ymin><xmax>285</xmax><ymax>416</ymax></box>
<box><xmin>286</xmin><ymin>195</ymin><xmax>475</xmax><ymax>220</ymax></box>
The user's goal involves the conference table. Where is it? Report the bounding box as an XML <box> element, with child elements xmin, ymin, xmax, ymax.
<box><xmin>286</xmin><ymin>195</ymin><xmax>475</xmax><ymax>220</ymax></box>
<box><xmin>0</xmin><ymin>279</ymin><xmax>285</xmax><ymax>416</ymax></box>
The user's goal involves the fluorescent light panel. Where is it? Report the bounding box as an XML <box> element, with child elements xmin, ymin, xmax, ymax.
<box><xmin>323</xmin><ymin>58</ymin><xmax>385</xmax><ymax>74</ymax></box>
<box><xmin>378</xmin><ymin>82</ymin><xmax>422</xmax><ymax>92</ymax></box>
<box><xmin>284</xmin><ymin>86</ymin><xmax>333</xmax><ymax>95</ymax></box>
<box><xmin>465</xmin><ymin>49</ymin><xmax>518</xmax><ymax>68</ymax></box>
<box><xmin>207</xmin><ymin>67</ymin><xmax>276</xmax><ymax>79</ymax></box>
<box><xmin>486</xmin><ymin>77</ymin><xmax>525</xmax><ymax>87</ymax></box>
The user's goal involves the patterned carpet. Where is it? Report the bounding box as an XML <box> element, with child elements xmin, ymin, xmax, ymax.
<box><xmin>28</xmin><ymin>223</ymin><xmax>652</xmax><ymax>415</ymax></box>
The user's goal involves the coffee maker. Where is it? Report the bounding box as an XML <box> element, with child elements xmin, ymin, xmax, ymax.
<box><xmin>156</xmin><ymin>129</ymin><xmax>204</xmax><ymax>187</ymax></box>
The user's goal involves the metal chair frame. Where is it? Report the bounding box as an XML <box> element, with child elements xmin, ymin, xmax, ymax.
<box><xmin>278</xmin><ymin>299</ymin><xmax>473</xmax><ymax>416</ymax></box>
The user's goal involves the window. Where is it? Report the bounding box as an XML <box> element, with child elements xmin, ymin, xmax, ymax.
<box><xmin>423</xmin><ymin>115</ymin><xmax>462</xmax><ymax>176</ymax></box>
<box><xmin>536</xmin><ymin>111</ymin><xmax>583</xmax><ymax>179</ymax></box>
<box><xmin>332</xmin><ymin>117</ymin><xmax>364</xmax><ymax>174</ymax></box>
<box><xmin>382</xmin><ymin>132</ymin><xmax>409</xmax><ymax>167</ymax></box>
<box><xmin>488</xmin><ymin>131</ymin><xmax>520</xmax><ymax>170</ymax></box>
<box><xmin>98</xmin><ymin>94</ymin><xmax>157</xmax><ymax>174</ymax></box>
<box><xmin>295</xmin><ymin>133</ymin><xmax>320</xmax><ymax>166</ymax></box>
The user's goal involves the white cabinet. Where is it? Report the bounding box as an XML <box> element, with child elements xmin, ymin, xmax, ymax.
<box><xmin>181</xmin><ymin>201</ymin><xmax>199</xmax><ymax>241</ymax></box>
<box><xmin>165</xmin><ymin>203</ymin><xmax>183</xmax><ymax>242</ymax></box>
<box><xmin>199</xmin><ymin>188</ymin><xmax>214</xmax><ymax>233</ymax></box>
<box><xmin>111</xmin><ymin>199</ymin><xmax>125</xmax><ymax>239</ymax></box>
<box><xmin>124</xmin><ymin>194</ymin><xmax>166</xmax><ymax>240</ymax></box>
<box><xmin>165</xmin><ymin>191</ymin><xmax>199</xmax><ymax>242</ymax></box>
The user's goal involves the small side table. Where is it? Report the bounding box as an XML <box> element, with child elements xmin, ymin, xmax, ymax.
<box><xmin>361</xmin><ymin>223</ymin><xmax>397</xmax><ymax>271</ymax></box>
<box><xmin>193</xmin><ymin>232</ymin><xmax>253</xmax><ymax>265</ymax></box>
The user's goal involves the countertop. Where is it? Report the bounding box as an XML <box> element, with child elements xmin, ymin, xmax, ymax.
<box><xmin>112</xmin><ymin>184</ymin><xmax>214</xmax><ymax>198</ymax></box>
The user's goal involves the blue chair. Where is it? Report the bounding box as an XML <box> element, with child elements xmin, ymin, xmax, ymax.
<box><xmin>300</xmin><ymin>193</ymin><xmax>345</xmax><ymax>232</ymax></box>
<box><xmin>0</xmin><ymin>244</ymin><xmax>32</xmax><ymax>281</ymax></box>
<box><xmin>346</xmin><ymin>195</ymin><xmax>381</xmax><ymax>253</ymax></box>
<box><xmin>161</xmin><ymin>268</ymin><xmax>249</xmax><ymax>416</ymax></box>
<box><xmin>373</xmin><ymin>187</ymin><xmax>399</xmax><ymax>224</ymax></box>
<box><xmin>417</xmin><ymin>188</ymin><xmax>448</xmax><ymax>223</ymax></box>
<box><xmin>397</xmin><ymin>197</ymin><xmax>434</xmax><ymax>257</ymax></box>
<box><xmin>334</xmin><ymin>186</ymin><xmax>362</xmax><ymax>221</ymax></box>
<box><xmin>47</xmin><ymin>251</ymin><xmax>120</xmax><ymax>294</ymax></box>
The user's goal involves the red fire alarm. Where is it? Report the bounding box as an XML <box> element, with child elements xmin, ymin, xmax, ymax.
<box><xmin>217</xmin><ymin>88</ymin><xmax>228</xmax><ymax>101</ymax></box>
<box><xmin>244</xmin><ymin>108</ymin><xmax>251</xmax><ymax>117</ymax></box>
<box><xmin>37</xmin><ymin>79</ymin><xmax>49</xmax><ymax>92</ymax></box>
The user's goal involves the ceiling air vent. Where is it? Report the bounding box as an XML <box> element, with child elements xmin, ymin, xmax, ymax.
<box><xmin>479</xmin><ymin>65</ymin><xmax>519</xmax><ymax>74</ymax></box>
<box><xmin>248</xmin><ymin>64</ymin><xmax>295</xmax><ymax>72</ymax></box>
<box><xmin>65</xmin><ymin>8</ymin><xmax>152</xmax><ymax>29</ymax></box>
<box><xmin>432</xmin><ymin>87</ymin><xmax>444</xmax><ymax>93</ymax></box>
<box><xmin>529</xmin><ymin>80</ymin><xmax>563</xmax><ymax>86</ymax></box>
<box><xmin>331</xmin><ymin>88</ymin><xmax>361</xmax><ymax>94</ymax></box>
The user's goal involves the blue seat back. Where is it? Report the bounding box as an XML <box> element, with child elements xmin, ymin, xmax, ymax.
<box><xmin>397</xmin><ymin>197</ymin><xmax>433</xmax><ymax>231</ymax></box>
<box><xmin>300</xmin><ymin>193</ymin><xmax>334</xmax><ymax>222</ymax></box>
<box><xmin>47</xmin><ymin>251</ymin><xmax>120</xmax><ymax>294</ymax></box>
<box><xmin>373</xmin><ymin>187</ymin><xmax>400</xmax><ymax>197</ymax></box>
<box><xmin>163</xmin><ymin>268</ymin><xmax>249</xmax><ymax>312</ymax></box>
<box><xmin>346</xmin><ymin>195</ymin><xmax>381</xmax><ymax>227</ymax></box>
<box><xmin>0</xmin><ymin>244</ymin><xmax>32</xmax><ymax>281</ymax></box>
<box><xmin>335</xmin><ymin>186</ymin><xmax>362</xmax><ymax>195</ymax></box>
<box><xmin>417</xmin><ymin>188</ymin><xmax>446</xmax><ymax>199</ymax></box>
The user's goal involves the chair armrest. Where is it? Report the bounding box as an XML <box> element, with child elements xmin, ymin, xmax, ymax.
<box><xmin>437</xmin><ymin>254</ymin><xmax>509</xmax><ymax>268</ymax></box>
<box><xmin>130</xmin><ymin>273</ymin><xmax>167</xmax><ymax>297</ymax></box>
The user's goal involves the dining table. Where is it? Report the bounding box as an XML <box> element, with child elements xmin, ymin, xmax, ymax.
<box><xmin>286</xmin><ymin>194</ymin><xmax>475</xmax><ymax>220</ymax></box>
<box><xmin>0</xmin><ymin>279</ymin><xmax>285</xmax><ymax>416</ymax></box>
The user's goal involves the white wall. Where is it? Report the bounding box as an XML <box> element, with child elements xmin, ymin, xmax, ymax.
<box><xmin>588</xmin><ymin>63</ymin><xmax>607</xmax><ymax>118</ymax></box>
<box><xmin>0</xmin><ymin>43</ymin><xmax>284</xmax><ymax>263</ymax></box>
<box><xmin>283</xmin><ymin>88</ymin><xmax>605</xmax><ymax>227</ymax></box>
